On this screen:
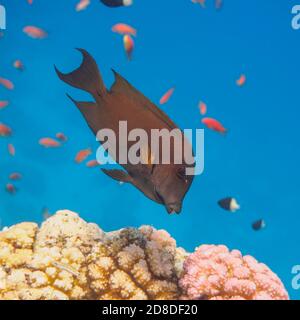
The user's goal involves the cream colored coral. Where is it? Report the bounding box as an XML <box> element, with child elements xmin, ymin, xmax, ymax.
<box><xmin>0</xmin><ymin>223</ymin><xmax>38</xmax><ymax>268</ymax></box>
<box><xmin>0</xmin><ymin>210</ymin><xmax>180</xmax><ymax>300</ymax></box>
<box><xmin>0</xmin><ymin>210</ymin><xmax>103</xmax><ymax>300</ymax></box>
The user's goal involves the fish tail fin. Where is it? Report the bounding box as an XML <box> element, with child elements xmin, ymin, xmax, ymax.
<box><xmin>55</xmin><ymin>48</ymin><xmax>106</xmax><ymax>99</ymax></box>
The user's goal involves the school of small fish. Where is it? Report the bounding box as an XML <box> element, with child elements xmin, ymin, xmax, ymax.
<box><xmin>0</xmin><ymin>0</ymin><xmax>265</xmax><ymax>230</ymax></box>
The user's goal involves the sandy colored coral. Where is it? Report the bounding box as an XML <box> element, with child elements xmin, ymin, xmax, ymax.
<box><xmin>0</xmin><ymin>210</ymin><xmax>182</xmax><ymax>300</ymax></box>
<box><xmin>179</xmin><ymin>244</ymin><xmax>289</xmax><ymax>300</ymax></box>
<box><xmin>87</xmin><ymin>225</ymin><xmax>180</xmax><ymax>299</ymax></box>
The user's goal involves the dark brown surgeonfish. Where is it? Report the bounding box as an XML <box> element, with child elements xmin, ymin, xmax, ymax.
<box><xmin>55</xmin><ymin>49</ymin><xmax>195</xmax><ymax>214</ymax></box>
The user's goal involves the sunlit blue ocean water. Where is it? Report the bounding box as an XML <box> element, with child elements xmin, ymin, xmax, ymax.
<box><xmin>0</xmin><ymin>0</ymin><xmax>299</xmax><ymax>299</ymax></box>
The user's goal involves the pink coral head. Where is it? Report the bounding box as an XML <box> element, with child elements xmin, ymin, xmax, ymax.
<box><xmin>179</xmin><ymin>245</ymin><xmax>289</xmax><ymax>300</ymax></box>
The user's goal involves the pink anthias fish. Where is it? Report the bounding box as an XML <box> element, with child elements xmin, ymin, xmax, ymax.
<box><xmin>191</xmin><ymin>0</ymin><xmax>206</xmax><ymax>8</ymax></box>
<box><xmin>112</xmin><ymin>23</ymin><xmax>137</xmax><ymax>36</ymax></box>
<box><xmin>0</xmin><ymin>123</ymin><xmax>12</xmax><ymax>137</ymax></box>
<box><xmin>56</xmin><ymin>132</ymin><xmax>68</xmax><ymax>142</ymax></box>
<box><xmin>0</xmin><ymin>101</ymin><xmax>9</xmax><ymax>109</ymax></box>
<box><xmin>23</xmin><ymin>26</ymin><xmax>48</xmax><ymax>39</ymax></box>
<box><xmin>76</xmin><ymin>0</ymin><xmax>90</xmax><ymax>12</ymax></box>
<box><xmin>123</xmin><ymin>34</ymin><xmax>134</xmax><ymax>60</ymax></box>
<box><xmin>39</xmin><ymin>137</ymin><xmax>61</xmax><ymax>148</ymax></box>
<box><xmin>236</xmin><ymin>74</ymin><xmax>246</xmax><ymax>87</ymax></box>
<box><xmin>202</xmin><ymin>117</ymin><xmax>227</xmax><ymax>134</ymax></box>
<box><xmin>215</xmin><ymin>0</ymin><xmax>223</xmax><ymax>10</ymax></box>
<box><xmin>75</xmin><ymin>148</ymin><xmax>92</xmax><ymax>164</ymax></box>
<box><xmin>8</xmin><ymin>143</ymin><xmax>15</xmax><ymax>156</ymax></box>
<box><xmin>6</xmin><ymin>183</ymin><xmax>17</xmax><ymax>194</ymax></box>
<box><xmin>0</xmin><ymin>77</ymin><xmax>14</xmax><ymax>90</ymax></box>
<box><xmin>27</xmin><ymin>0</ymin><xmax>33</xmax><ymax>4</ymax></box>
<box><xmin>159</xmin><ymin>87</ymin><xmax>175</xmax><ymax>105</ymax></box>
<box><xmin>9</xmin><ymin>172</ymin><xmax>22</xmax><ymax>181</ymax></box>
<box><xmin>13</xmin><ymin>60</ymin><xmax>24</xmax><ymax>71</ymax></box>
<box><xmin>198</xmin><ymin>101</ymin><xmax>207</xmax><ymax>115</ymax></box>
<box><xmin>86</xmin><ymin>159</ymin><xmax>100</xmax><ymax>168</ymax></box>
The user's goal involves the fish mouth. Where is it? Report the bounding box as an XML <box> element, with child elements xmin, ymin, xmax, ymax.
<box><xmin>166</xmin><ymin>203</ymin><xmax>182</xmax><ymax>215</ymax></box>
<box><xmin>154</xmin><ymin>188</ymin><xmax>182</xmax><ymax>214</ymax></box>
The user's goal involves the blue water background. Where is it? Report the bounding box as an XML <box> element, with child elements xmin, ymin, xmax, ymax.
<box><xmin>0</xmin><ymin>0</ymin><xmax>299</xmax><ymax>299</ymax></box>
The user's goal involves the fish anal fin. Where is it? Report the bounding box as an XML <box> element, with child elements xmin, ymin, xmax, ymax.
<box><xmin>101</xmin><ymin>169</ymin><xmax>133</xmax><ymax>183</ymax></box>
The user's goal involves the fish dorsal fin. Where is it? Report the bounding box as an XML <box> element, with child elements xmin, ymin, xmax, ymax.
<box><xmin>110</xmin><ymin>69</ymin><xmax>177</xmax><ymax>130</ymax></box>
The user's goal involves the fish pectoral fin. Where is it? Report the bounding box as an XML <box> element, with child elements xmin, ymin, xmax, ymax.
<box><xmin>140</xmin><ymin>144</ymin><xmax>155</xmax><ymax>168</ymax></box>
<box><xmin>101</xmin><ymin>169</ymin><xmax>133</xmax><ymax>183</ymax></box>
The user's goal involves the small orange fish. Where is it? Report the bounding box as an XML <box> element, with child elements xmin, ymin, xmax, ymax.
<box><xmin>56</xmin><ymin>132</ymin><xmax>68</xmax><ymax>142</ymax></box>
<box><xmin>23</xmin><ymin>26</ymin><xmax>47</xmax><ymax>39</ymax></box>
<box><xmin>112</xmin><ymin>23</ymin><xmax>137</xmax><ymax>36</ymax></box>
<box><xmin>198</xmin><ymin>101</ymin><xmax>207</xmax><ymax>115</ymax></box>
<box><xmin>0</xmin><ymin>77</ymin><xmax>14</xmax><ymax>90</ymax></box>
<box><xmin>0</xmin><ymin>123</ymin><xmax>12</xmax><ymax>137</ymax></box>
<box><xmin>76</xmin><ymin>0</ymin><xmax>90</xmax><ymax>11</ymax></box>
<box><xmin>202</xmin><ymin>117</ymin><xmax>227</xmax><ymax>134</ymax></box>
<box><xmin>236</xmin><ymin>74</ymin><xmax>246</xmax><ymax>87</ymax></box>
<box><xmin>0</xmin><ymin>101</ymin><xmax>9</xmax><ymax>109</ymax></box>
<box><xmin>27</xmin><ymin>0</ymin><xmax>33</xmax><ymax>4</ymax></box>
<box><xmin>39</xmin><ymin>137</ymin><xmax>61</xmax><ymax>148</ymax></box>
<box><xmin>159</xmin><ymin>87</ymin><xmax>175</xmax><ymax>105</ymax></box>
<box><xmin>9</xmin><ymin>172</ymin><xmax>22</xmax><ymax>181</ymax></box>
<box><xmin>86</xmin><ymin>159</ymin><xmax>100</xmax><ymax>168</ymax></box>
<box><xmin>6</xmin><ymin>183</ymin><xmax>17</xmax><ymax>194</ymax></box>
<box><xmin>8</xmin><ymin>143</ymin><xmax>15</xmax><ymax>156</ymax></box>
<box><xmin>75</xmin><ymin>148</ymin><xmax>92</xmax><ymax>163</ymax></box>
<box><xmin>13</xmin><ymin>60</ymin><xmax>24</xmax><ymax>71</ymax></box>
<box><xmin>123</xmin><ymin>34</ymin><xmax>134</xmax><ymax>60</ymax></box>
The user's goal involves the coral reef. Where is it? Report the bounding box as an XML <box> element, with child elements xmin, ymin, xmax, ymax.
<box><xmin>0</xmin><ymin>210</ymin><xmax>183</xmax><ymax>300</ymax></box>
<box><xmin>0</xmin><ymin>210</ymin><xmax>289</xmax><ymax>300</ymax></box>
<box><xmin>179</xmin><ymin>245</ymin><xmax>289</xmax><ymax>300</ymax></box>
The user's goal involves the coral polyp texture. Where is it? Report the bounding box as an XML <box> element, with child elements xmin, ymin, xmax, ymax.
<box><xmin>179</xmin><ymin>245</ymin><xmax>289</xmax><ymax>300</ymax></box>
<box><xmin>0</xmin><ymin>210</ymin><xmax>289</xmax><ymax>300</ymax></box>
